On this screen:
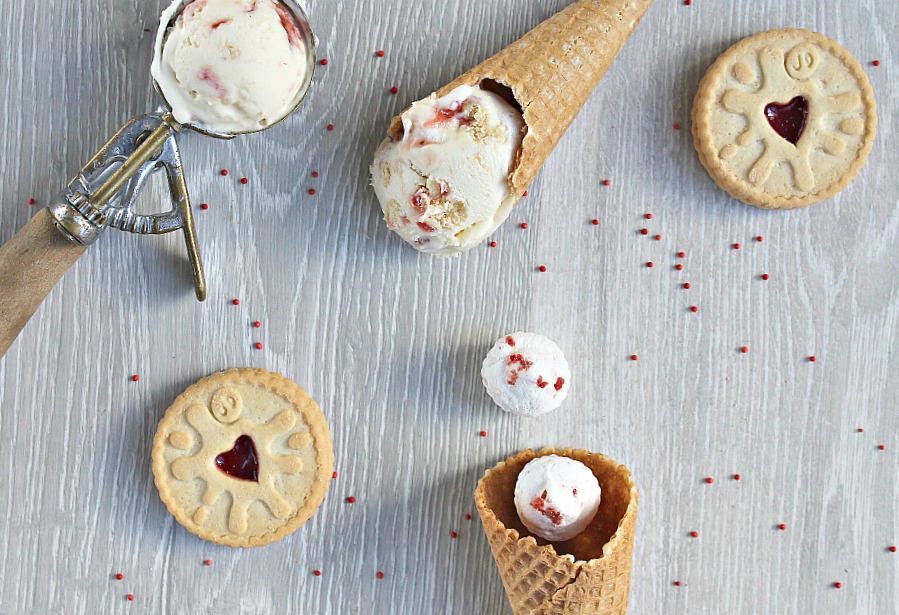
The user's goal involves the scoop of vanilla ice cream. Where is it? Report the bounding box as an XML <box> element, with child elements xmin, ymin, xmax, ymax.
<box><xmin>371</xmin><ymin>84</ymin><xmax>524</xmax><ymax>256</ymax></box>
<box><xmin>481</xmin><ymin>332</ymin><xmax>570</xmax><ymax>417</ymax></box>
<box><xmin>152</xmin><ymin>0</ymin><xmax>310</xmax><ymax>134</ymax></box>
<box><xmin>514</xmin><ymin>455</ymin><xmax>602</xmax><ymax>542</ymax></box>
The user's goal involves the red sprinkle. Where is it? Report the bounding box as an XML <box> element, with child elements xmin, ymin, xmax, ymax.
<box><xmin>655</xmin><ymin>234</ymin><xmax>662</xmax><ymax>241</ymax></box>
<box><xmin>332</xmin><ymin>471</ymin><xmax>338</xmax><ymax>479</ymax></box>
<box><xmin>690</xmin><ymin>531</ymin><xmax>699</xmax><ymax>538</ymax></box>
<box><xmin>131</xmin><ymin>374</ymin><xmax>139</xmax><ymax>382</ymax></box>
<box><xmin>464</xmin><ymin>514</ymin><xmax>472</xmax><ymax>520</ymax></box>
<box><xmin>389</xmin><ymin>86</ymin><xmax>398</xmax><ymax>95</ymax></box>
<box><xmin>28</xmin><ymin>198</ymin><xmax>36</xmax><ymax>205</ymax></box>
<box><xmin>254</xmin><ymin>342</ymin><xmax>263</xmax><ymax>350</ymax></box>
<box><xmin>220</xmin><ymin>169</ymin><xmax>228</xmax><ymax>176</ymax></box>
<box><xmin>704</xmin><ymin>477</ymin><xmax>713</xmax><ymax>484</ymax></box>
<box><xmin>756</xmin><ymin>236</ymin><xmax>764</xmax><ymax>242</ymax></box>
<box><xmin>520</xmin><ymin>222</ymin><xmax>528</xmax><ymax>229</ymax></box>
<box><xmin>878</xmin><ymin>444</ymin><xmax>886</xmax><ymax>450</ymax></box>
<box><xmin>115</xmin><ymin>573</ymin><xmax>124</xmax><ymax>580</ymax></box>
<box><xmin>640</xmin><ymin>228</ymin><xmax>649</xmax><ymax>235</ymax></box>
<box><xmin>677</xmin><ymin>251</ymin><xmax>686</xmax><ymax>258</ymax></box>
<box><xmin>631</xmin><ymin>354</ymin><xmax>638</xmax><ymax>361</ymax></box>
<box><xmin>200</xmin><ymin>203</ymin><xmax>209</xmax><ymax>210</ymax></box>
<box><xmin>857</xmin><ymin>428</ymin><xmax>864</xmax><ymax>433</ymax></box>
<box><xmin>740</xmin><ymin>346</ymin><xmax>748</xmax><ymax>353</ymax></box>
<box><xmin>311</xmin><ymin>171</ymin><xmax>319</xmax><ymax>178</ymax></box>
<box><xmin>683</xmin><ymin>283</ymin><xmax>690</xmax><ymax>289</ymax></box>
<box><xmin>506</xmin><ymin>336</ymin><xmax>515</xmax><ymax>346</ymax></box>
<box><xmin>675</xmin><ymin>264</ymin><xmax>683</xmax><ymax>271</ymax></box>
<box><xmin>778</xmin><ymin>524</ymin><xmax>787</xmax><ymax>531</ymax></box>
<box><xmin>554</xmin><ymin>377</ymin><xmax>565</xmax><ymax>391</ymax></box>
<box><xmin>479</xmin><ymin>431</ymin><xmax>487</xmax><ymax>437</ymax></box>
<box><xmin>376</xmin><ymin>50</ymin><xmax>385</xmax><ymax>57</ymax></box>
<box><xmin>602</xmin><ymin>179</ymin><xmax>611</xmax><ymax>186</ymax></box>
<box><xmin>204</xmin><ymin>559</ymin><xmax>212</xmax><ymax>566</ymax></box>
<box><xmin>308</xmin><ymin>189</ymin><xmax>316</xmax><ymax>195</ymax></box>
<box><xmin>646</xmin><ymin>261</ymin><xmax>654</xmax><ymax>268</ymax></box>
<box><xmin>592</xmin><ymin>219</ymin><xmax>600</xmax><ymax>225</ymax></box>
<box><xmin>645</xmin><ymin>213</ymin><xmax>653</xmax><ymax>220</ymax></box>
<box><xmin>673</xmin><ymin>581</ymin><xmax>681</xmax><ymax>586</ymax></box>
<box><xmin>376</xmin><ymin>572</ymin><xmax>385</xmax><ymax>579</ymax></box>
<box><xmin>127</xmin><ymin>594</ymin><xmax>135</xmax><ymax>601</ymax></box>
<box><xmin>523</xmin><ymin>191</ymin><xmax>529</xmax><ymax>196</ymax></box>
<box><xmin>346</xmin><ymin>496</ymin><xmax>356</xmax><ymax>504</ymax></box>
<box><xmin>313</xmin><ymin>570</ymin><xmax>322</xmax><ymax>577</ymax></box>
<box><xmin>809</xmin><ymin>356</ymin><xmax>817</xmax><ymax>362</ymax></box>
<box><xmin>684</xmin><ymin>0</ymin><xmax>691</xmax><ymax>5</ymax></box>
<box><xmin>232</xmin><ymin>299</ymin><xmax>240</xmax><ymax>305</ymax></box>
<box><xmin>733</xmin><ymin>243</ymin><xmax>741</xmax><ymax>250</ymax></box>
<box><xmin>733</xmin><ymin>474</ymin><xmax>741</xmax><ymax>481</ymax></box>
<box><xmin>872</xmin><ymin>60</ymin><xmax>880</xmax><ymax>66</ymax></box>
<box><xmin>253</xmin><ymin>321</ymin><xmax>261</xmax><ymax>328</ymax></box>
<box><xmin>690</xmin><ymin>306</ymin><xmax>698</xmax><ymax>313</ymax></box>
<box><xmin>320</xmin><ymin>59</ymin><xmax>328</xmax><ymax>65</ymax></box>
<box><xmin>538</xmin><ymin>265</ymin><xmax>547</xmax><ymax>272</ymax></box>
<box><xmin>240</xmin><ymin>177</ymin><xmax>248</xmax><ymax>185</ymax></box>
<box><xmin>673</xmin><ymin>123</ymin><xmax>681</xmax><ymax>131</ymax></box>
<box><xmin>761</xmin><ymin>273</ymin><xmax>770</xmax><ymax>280</ymax></box>
<box><xmin>833</xmin><ymin>582</ymin><xmax>842</xmax><ymax>589</ymax></box>
<box><xmin>489</xmin><ymin>241</ymin><xmax>497</xmax><ymax>248</ymax></box>
<box><xmin>326</xmin><ymin>124</ymin><xmax>334</xmax><ymax>131</ymax></box>
<box><xmin>889</xmin><ymin>546</ymin><xmax>896</xmax><ymax>552</ymax></box>
<box><xmin>450</xmin><ymin>532</ymin><xmax>458</xmax><ymax>539</ymax></box>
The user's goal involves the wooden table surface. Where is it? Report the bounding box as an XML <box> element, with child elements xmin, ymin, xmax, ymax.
<box><xmin>0</xmin><ymin>0</ymin><xmax>895</xmax><ymax>613</ymax></box>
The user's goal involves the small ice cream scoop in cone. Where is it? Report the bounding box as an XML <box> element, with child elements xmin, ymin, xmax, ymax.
<box><xmin>371</xmin><ymin>0</ymin><xmax>654</xmax><ymax>256</ymax></box>
<box><xmin>0</xmin><ymin>0</ymin><xmax>316</xmax><ymax>359</ymax></box>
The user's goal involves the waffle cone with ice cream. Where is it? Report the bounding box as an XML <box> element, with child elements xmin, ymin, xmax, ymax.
<box><xmin>386</xmin><ymin>0</ymin><xmax>654</xmax><ymax>196</ymax></box>
<box><xmin>475</xmin><ymin>448</ymin><xmax>638</xmax><ymax>614</ymax></box>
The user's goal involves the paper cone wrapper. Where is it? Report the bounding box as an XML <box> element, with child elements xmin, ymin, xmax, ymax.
<box><xmin>475</xmin><ymin>448</ymin><xmax>638</xmax><ymax>614</ymax></box>
<box><xmin>387</xmin><ymin>0</ymin><xmax>653</xmax><ymax>197</ymax></box>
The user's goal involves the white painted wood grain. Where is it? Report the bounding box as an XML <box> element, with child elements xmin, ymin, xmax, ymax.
<box><xmin>0</xmin><ymin>0</ymin><xmax>896</xmax><ymax>613</ymax></box>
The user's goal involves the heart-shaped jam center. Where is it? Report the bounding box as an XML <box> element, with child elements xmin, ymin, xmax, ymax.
<box><xmin>764</xmin><ymin>96</ymin><xmax>808</xmax><ymax>145</ymax></box>
<box><xmin>215</xmin><ymin>435</ymin><xmax>259</xmax><ymax>482</ymax></box>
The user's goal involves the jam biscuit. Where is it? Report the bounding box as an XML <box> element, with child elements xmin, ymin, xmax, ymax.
<box><xmin>152</xmin><ymin>368</ymin><xmax>334</xmax><ymax>547</ymax></box>
<box><xmin>692</xmin><ymin>29</ymin><xmax>876</xmax><ymax>209</ymax></box>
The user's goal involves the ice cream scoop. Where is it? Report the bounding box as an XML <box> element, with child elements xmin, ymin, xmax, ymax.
<box><xmin>514</xmin><ymin>454</ymin><xmax>602</xmax><ymax>542</ymax></box>
<box><xmin>481</xmin><ymin>332</ymin><xmax>570</xmax><ymax>417</ymax></box>
<box><xmin>152</xmin><ymin>0</ymin><xmax>314</xmax><ymax>135</ymax></box>
<box><xmin>371</xmin><ymin>84</ymin><xmax>524</xmax><ymax>256</ymax></box>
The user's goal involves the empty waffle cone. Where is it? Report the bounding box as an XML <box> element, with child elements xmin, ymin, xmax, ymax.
<box><xmin>475</xmin><ymin>448</ymin><xmax>638</xmax><ymax>614</ymax></box>
<box><xmin>387</xmin><ymin>0</ymin><xmax>654</xmax><ymax>197</ymax></box>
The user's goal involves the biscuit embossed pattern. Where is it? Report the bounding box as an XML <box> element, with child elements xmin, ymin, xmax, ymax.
<box><xmin>152</xmin><ymin>369</ymin><xmax>334</xmax><ymax>547</ymax></box>
<box><xmin>692</xmin><ymin>29</ymin><xmax>877</xmax><ymax>209</ymax></box>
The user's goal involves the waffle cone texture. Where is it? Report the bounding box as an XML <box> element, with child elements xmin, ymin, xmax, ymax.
<box><xmin>388</xmin><ymin>0</ymin><xmax>654</xmax><ymax>197</ymax></box>
<box><xmin>475</xmin><ymin>448</ymin><xmax>638</xmax><ymax>614</ymax></box>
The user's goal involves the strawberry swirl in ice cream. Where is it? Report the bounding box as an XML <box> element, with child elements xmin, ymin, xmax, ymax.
<box><xmin>151</xmin><ymin>0</ymin><xmax>312</xmax><ymax>135</ymax></box>
<box><xmin>481</xmin><ymin>332</ymin><xmax>571</xmax><ymax>417</ymax></box>
<box><xmin>371</xmin><ymin>84</ymin><xmax>524</xmax><ymax>256</ymax></box>
<box><xmin>514</xmin><ymin>455</ymin><xmax>602</xmax><ymax>542</ymax></box>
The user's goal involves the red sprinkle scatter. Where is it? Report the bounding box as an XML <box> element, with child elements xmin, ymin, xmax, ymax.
<box><xmin>479</xmin><ymin>431</ymin><xmax>487</xmax><ymax>437</ymax></box>
<box><xmin>115</xmin><ymin>573</ymin><xmax>124</xmax><ymax>580</ymax></box>
<box><xmin>733</xmin><ymin>243</ymin><xmax>741</xmax><ymax>250</ymax></box>
<box><xmin>489</xmin><ymin>241</ymin><xmax>497</xmax><ymax>248</ymax></box>
<box><xmin>220</xmin><ymin>169</ymin><xmax>228</xmax><ymax>176</ymax></box>
<box><xmin>640</xmin><ymin>228</ymin><xmax>649</xmax><ymax>235</ymax></box>
<box><xmin>308</xmin><ymin>189</ymin><xmax>316</xmax><ymax>195</ymax></box>
<box><xmin>683</xmin><ymin>282</ymin><xmax>690</xmax><ymax>289</ymax></box>
<box><xmin>761</xmin><ymin>273</ymin><xmax>770</xmax><ymax>280</ymax></box>
<box><xmin>690</xmin><ymin>306</ymin><xmax>699</xmax><ymax>313</ymax></box>
<box><xmin>240</xmin><ymin>177</ymin><xmax>248</xmax><ymax>185</ymax></box>
<box><xmin>655</xmin><ymin>234</ymin><xmax>662</xmax><ymax>241</ymax></box>
<box><xmin>346</xmin><ymin>496</ymin><xmax>356</xmax><ymax>504</ymax></box>
<box><xmin>704</xmin><ymin>477</ymin><xmax>713</xmax><ymax>484</ymax></box>
<box><xmin>733</xmin><ymin>474</ymin><xmax>741</xmax><ymax>481</ymax></box>
<box><xmin>690</xmin><ymin>531</ymin><xmax>699</xmax><ymax>538</ymax></box>
<box><xmin>200</xmin><ymin>203</ymin><xmax>209</xmax><ymax>210</ymax></box>
<box><xmin>778</xmin><ymin>524</ymin><xmax>787</xmax><ymax>531</ymax></box>
<box><xmin>450</xmin><ymin>532</ymin><xmax>458</xmax><ymax>539</ymax></box>
<box><xmin>809</xmin><ymin>356</ymin><xmax>817</xmax><ymax>362</ymax></box>
<box><xmin>131</xmin><ymin>374</ymin><xmax>139</xmax><ymax>382</ymax></box>
<box><xmin>756</xmin><ymin>236</ymin><xmax>764</xmax><ymax>242</ymax></box>
<box><xmin>232</xmin><ymin>299</ymin><xmax>240</xmax><ymax>305</ymax></box>
<box><xmin>254</xmin><ymin>342</ymin><xmax>263</xmax><ymax>350</ymax></box>
<box><xmin>311</xmin><ymin>171</ymin><xmax>319</xmax><ymax>178</ymax></box>
<box><xmin>520</xmin><ymin>222</ymin><xmax>529</xmax><ymax>229</ymax></box>
<box><xmin>320</xmin><ymin>59</ymin><xmax>328</xmax><ymax>65</ymax></box>
<box><xmin>376</xmin><ymin>572</ymin><xmax>385</xmax><ymax>580</ymax></box>
<box><xmin>646</xmin><ymin>261</ymin><xmax>654</xmax><ymax>268</ymax></box>
<box><xmin>204</xmin><ymin>559</ymin><xmax>212</xmax><ymax>566</ymax></box>
<box><xmin>878</xmin><ymin>444</ymin><xmax>886</xmax><ymax>450</ymax></box>
<box><xmin>506</xmin><ymin>336</ymin><xmax>515</xmax><ymax>346</ymax></box>
<box><xmin>888</xmin><ymin>546</ymin><xmax>896</xmax><ymax>552</ymax></box>
<box><xmin>631</xmin><ymin>354</ymin><xmax>639</xmax><ymax>361</ymax></box>
<box><xmin>554</xmin><ymin>377</ymin><xmax>565</xmax><ymax>391</ymax></box>
<box><xmin>376</xmin><ymin>50</ymin><xmax>385</xmax><ymax>57</ymax></box>
<box><xmin>28</xmin><ymin>198</ymin><xmax>36</xmax><ymax>205</ymax></box>
<box><xmin>673</xmin><ymin>581</ymin><xmax>681</xmax><ymax>587</ymax></box>
<box><xmin>538</xmin><ymin>265</ymin><xmax>547</xmax><ymax>272</ymax></box>
<box><xmin>833</xmin><ymin>582</ymin><xmax>842</xmax><ymax>589</ymax></box>
<box><xmin>326</xmin><ymin>124</ymin><xmax>334</xmax><ymax>131</ymax></box>
<box><xmin>464</xmin><ymin>514</ymin><xmax>472</xmax><ymax>520</ymax></box>
<box><xmin>313</xmin><ymin>570</ymin><xmax>322</xmax><ymax>577</ymax></box>
<box><xmin>872</xmin><ymin>60</ymin><xmax>880</xmax><ymax>66</ymax></box>
<box><xmin>390</xmin><ymin>86</ymin><xmax>398</xmax><ymax>95</ymax></box>
<box><xmin>332</xmin><ymin>471</ymin><xmax>338</xmax><ymax>479</ymax></box>
<box><xmin>677</xmin><ymin>251</ymin><xmax>686</xmax><ymax>258</ymax></box>
<box><xmin>673</xmin><ymin>123</ymin><xmax>681</xmax><ymax>131</ymax></box>
<box><xmin>592</xmin><ymin>219</ymin><xmax>600</xmax><ymax>225</ymax></box>
<box><xmin>740</xmin><ymin>346</ymin><xmax>748</xmax><ymax>354</ymax></box>
<box><xmin>645</xmin><ymin>213</ymin><xmax>653</xmax><ymax>220</ymax></box>
<box><xmin>127</xmin><ymin>594</ymin><xmax>135</xmax><ymax>601</ymax></box>
<box><xmin>602</xmin><ymin>179</ymin><xmax>611</xmax><ymax>186</ymax></box>
<box><xmin>675</xmin><ymin>264</ymin><xmax>683</xmax><ymax>271</ymax></box>
<box><xmin>253</xmin><ymin>321</ymin><xmax>261</xmax><ymax>328</ymax></box>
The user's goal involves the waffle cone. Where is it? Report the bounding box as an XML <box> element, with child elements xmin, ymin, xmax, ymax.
<box><xmin>475</xmin><ymin>448</ymin><xmax>638</xmax><ymax>614</ymax></box>
<box><xmin>387</xmin><ymin>0</ymin><xmax>653</xmax><ymax>197</ymax></box>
